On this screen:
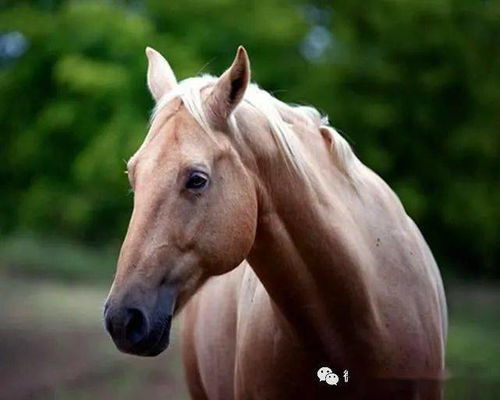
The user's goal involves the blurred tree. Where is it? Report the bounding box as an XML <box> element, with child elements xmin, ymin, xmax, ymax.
<box><xmin>0</xmin><ymin>0</ymin><xmax>498</xmax><ymax>277</ymax></box>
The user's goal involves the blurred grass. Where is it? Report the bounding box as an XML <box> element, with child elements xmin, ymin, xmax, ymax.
<box><xmin>0</xmin><ymin>234</ymin><xmax>499</xmax><ymax>398</ymax></box>
<box><xmin>0</xmin><ymin>232</ymin><xmax>117</xmax><ymax>282</ymax></box>
<box><xmin>445</xmin><ymin>285</ymin><xmax>500</xmax><ymax>399</ymax></box>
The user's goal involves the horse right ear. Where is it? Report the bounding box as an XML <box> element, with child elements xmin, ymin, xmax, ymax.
<box><xmin>206</xmin><ymin>46</ymin><xmax>250</xmax><ymax>129</ymax></box>
<box><xmin>145</xmin><ymin>47</ymin><xmax>177</xmax><ymax>102</ymax></box>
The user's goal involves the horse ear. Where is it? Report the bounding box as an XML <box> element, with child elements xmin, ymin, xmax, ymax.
<box><xmin>207</xmin><ymin>46</ymin><xmax>250</xmax><ymax>127</ymax></box>
<box><xmin>145</xmin><ymin>47</ymin><xmax>177</xmax><ymax>102</ymax></box>
<box><xmin>319</xmin><ymin>126</ymin><xmax>335</xmax><ymax>152</ymax></box>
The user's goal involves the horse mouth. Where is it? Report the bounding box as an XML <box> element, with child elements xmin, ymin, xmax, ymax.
<box><xmin>119</xmin><ymin>315</ymin><xmax>173</xmax><ymax>357</ymax></box>
<box><xmin>142</xmin><ymin>315</ymin><xmax>172</xmax><ymax>356</ymax></box>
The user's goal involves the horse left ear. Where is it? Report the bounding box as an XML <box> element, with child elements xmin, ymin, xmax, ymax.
<box><xmin>146</xmin><ymin>47</ymin><xmax>177</xmax><ymax>102</ymax></box>
<box><xmin>207</xmin><ymin>46</ymin><xmax>250</xmax><ymax>128</ymax></box>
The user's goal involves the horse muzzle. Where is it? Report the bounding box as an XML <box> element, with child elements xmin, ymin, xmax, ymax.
<box><xmin>104</xmin><ymin>284</ymin><xmax>177</xmax><ymax>357</ymax></box>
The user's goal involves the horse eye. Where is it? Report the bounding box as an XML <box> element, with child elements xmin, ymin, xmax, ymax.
<box><xmin>185</xmin><ymin>171</ymin><xmax>209</xmax><ymax>191</ymax></box>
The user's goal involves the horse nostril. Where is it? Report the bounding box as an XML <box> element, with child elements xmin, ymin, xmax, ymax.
<box><xmin>124</xmin><ymin>308</ymin><xmax>148</xmax><ymax>345</ymax></box>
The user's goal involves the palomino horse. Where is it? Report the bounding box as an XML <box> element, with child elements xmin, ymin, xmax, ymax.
<box><xmin>104</xmin><ymin>46</ymin><xmax>447</xmax><ymax>399</ymax></box>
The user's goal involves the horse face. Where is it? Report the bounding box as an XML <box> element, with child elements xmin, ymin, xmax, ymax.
<box><xmin>104</xmin><ymin>47</ymin><xmax>257</xmax><ymax>356</ymax></box>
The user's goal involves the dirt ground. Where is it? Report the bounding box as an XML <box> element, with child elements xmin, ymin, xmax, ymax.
<box><xmin>0</xmin><ymin>276</ymin><xmax>189</xmax><ymax>400</ymax></box>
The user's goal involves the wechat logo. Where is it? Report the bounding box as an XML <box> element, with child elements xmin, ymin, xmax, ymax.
<box><xmin>317</xmin><ymin>367</ymin><xmax>348</xmax><ymax>386</ymax></box>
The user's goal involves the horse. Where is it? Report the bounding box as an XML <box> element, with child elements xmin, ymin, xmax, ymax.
<box><xmin>104</xmin><ymin>46</ymin><xmax>447</xmax><ymax>399</ymax></box>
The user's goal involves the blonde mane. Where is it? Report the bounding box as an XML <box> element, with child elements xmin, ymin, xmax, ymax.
<box><xmin>152</xmin><ymin>75</ymin><xmax>361</xmax><ymax>180</ymax></box>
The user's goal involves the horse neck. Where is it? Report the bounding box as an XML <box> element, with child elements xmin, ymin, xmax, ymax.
<box><xmin>238</xmin><ymin>116</ymin><xmax>384</xmax><ymax>363</ymax></box>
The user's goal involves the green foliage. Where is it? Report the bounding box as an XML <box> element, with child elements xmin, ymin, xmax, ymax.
<box><xmin>0</xmin><ymin>0</ymin><xmax>498</xmax><ymax>277</ymax></box>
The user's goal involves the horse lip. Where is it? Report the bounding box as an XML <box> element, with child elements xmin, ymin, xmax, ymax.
<box><xmin>141</xmin><ymin>315</ymin><xmax>172</xmax><ymax>357</ymax></box>
<box><xmin>130</xmin><ymin>283</ymin><xmax>176</xmax><ymax>356</ymax></box>
<box><xmin>117</xmin><ymin>314</ymin><xmax>172</xmax><ymax>357</ymax></box>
